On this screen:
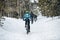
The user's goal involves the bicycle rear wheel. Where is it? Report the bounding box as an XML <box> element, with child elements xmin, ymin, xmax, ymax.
<box><xmin>25</xmin><ymin>25</ymin><xmax>30</xmax><ymax>34</ymax></box>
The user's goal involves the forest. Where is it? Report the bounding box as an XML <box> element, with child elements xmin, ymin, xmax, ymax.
<box><xmin>0</xmin><ymin>0</ymin><xmax>60</xmax><ymax>18</ymax></box>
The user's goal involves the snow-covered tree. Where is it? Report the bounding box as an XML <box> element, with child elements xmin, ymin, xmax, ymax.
<box><xmin>38</xmin><ymin>0</ymin><xmax>60</xmax><ymax>17</ymax></box>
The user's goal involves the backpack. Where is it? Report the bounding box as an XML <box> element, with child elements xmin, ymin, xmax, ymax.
<box><xmin>23</xmin><ymin>12</ymin><xmax>31</xmax><ymax>21</ymax></box>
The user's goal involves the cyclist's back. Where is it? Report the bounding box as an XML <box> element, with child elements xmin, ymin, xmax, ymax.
<box><xmin>23</xmin><ymin>11</ymin><xmax>31</xmax><ymax>21</ymax></box>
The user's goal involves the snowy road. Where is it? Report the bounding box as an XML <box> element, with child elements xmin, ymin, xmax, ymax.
<box><xmin>0</xmin><ymin>16</ymin><xmax>60</xmax><ymax>40</ymax></box>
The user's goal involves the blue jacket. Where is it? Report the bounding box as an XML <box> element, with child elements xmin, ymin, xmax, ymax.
<box><xmin>23</xmin><ymin>12</ymin><xmax>31</xmax><ymax>21</ymax></box>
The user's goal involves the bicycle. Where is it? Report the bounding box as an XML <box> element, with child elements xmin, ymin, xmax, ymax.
<box><xmin>25</xmin><ymin>21</ymin><xmax>30</xmax><ymax>34</ymax></box>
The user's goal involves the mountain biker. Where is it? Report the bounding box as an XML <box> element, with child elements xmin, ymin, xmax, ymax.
<box><xmin>23</xmin><ymin>11</ymin><xmax>31</xmax><ymax>33</ymax></box>
<box><xmin>30</xmin><ymin>11</ymin><xmax>34</xmax><ymax>24</ymax></box>
<box><xmin>30</xmin><ymin>11</ymin><xmax>37</xmax><ymax>23</ymax></box>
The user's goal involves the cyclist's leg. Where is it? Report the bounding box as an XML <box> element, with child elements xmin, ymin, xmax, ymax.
<box><xmin>28</xmin><ymin>20</ymin><xmax>30</xmax><ymax>32</ymax></box>
<box><xmin>28</xmin><ymin>25</ymin><xmax>30</xmax><ymax>32</ymax></box>
<box><xmin>31</xmin><ymin>18</ymin><xmax>33</xmax><ymax>24</ymax></box>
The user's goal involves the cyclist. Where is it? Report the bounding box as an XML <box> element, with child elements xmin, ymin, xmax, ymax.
<box><xmin>23</xmin><ymin>11</ymin><xmax>31</xmax><ymax>33</ymax></box>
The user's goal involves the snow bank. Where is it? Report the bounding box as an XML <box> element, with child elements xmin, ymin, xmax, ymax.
<box><xmin>0</xmin><ymin>16</ymin><xmax>60</xmax><ymax>40</ymax></box>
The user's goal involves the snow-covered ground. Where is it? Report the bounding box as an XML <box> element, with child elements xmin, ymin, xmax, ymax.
<box><xmin>0</xmin><ymin>15</ymin><xmax>60</xmax><ymax>40</ymax></box>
